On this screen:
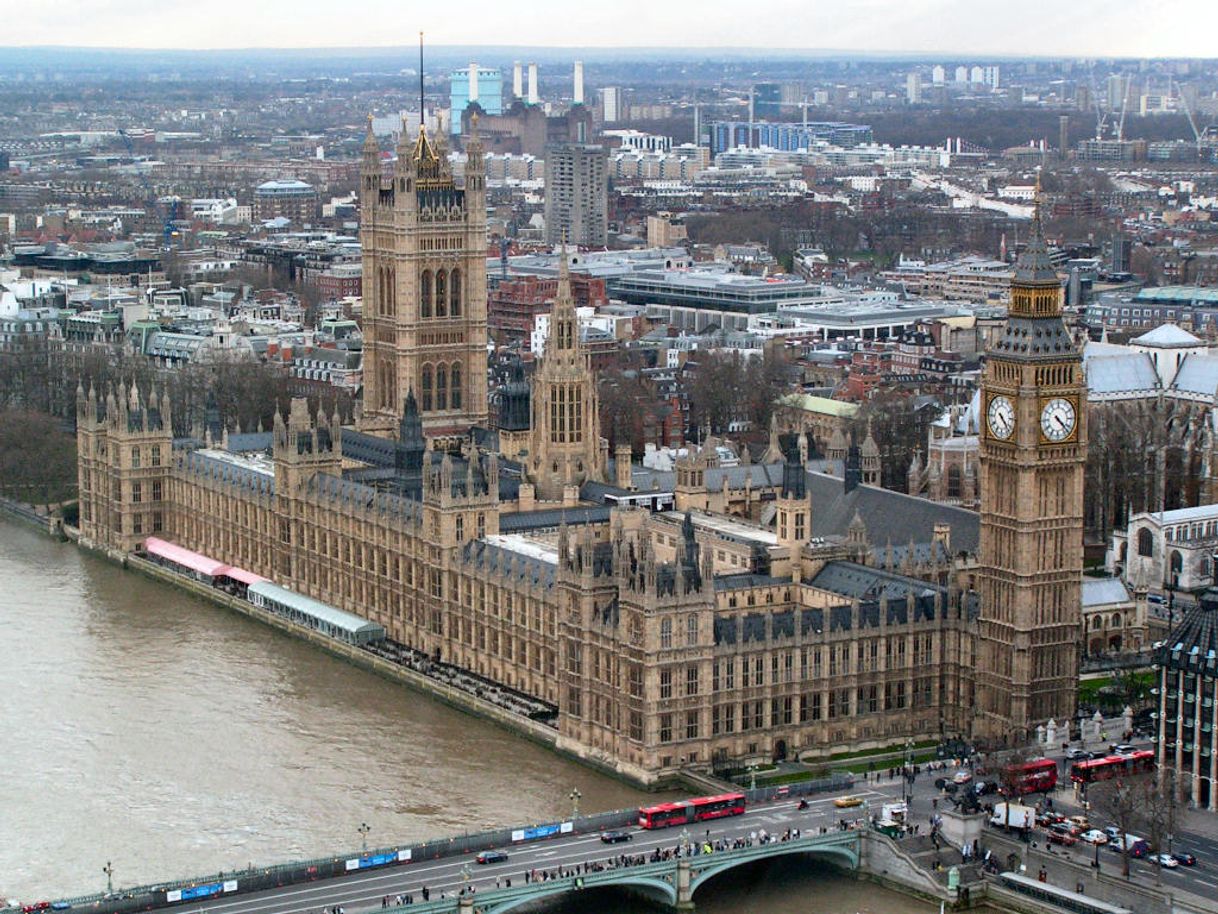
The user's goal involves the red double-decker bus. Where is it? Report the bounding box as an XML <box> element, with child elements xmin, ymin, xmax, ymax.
<box><xmin>1070</xmin><ymin>750</ymin><xmax>1155</xmax><ymax>785</ymax></box>
<box><xmin>1002</xmin><ymin>758</ymin><xmax>1059</xmax><ymax>796</ymax></box>
<box><xmin>638</xmin><ymin>793</ymin><xmax>746</xmax><ymax>829</ymax></box>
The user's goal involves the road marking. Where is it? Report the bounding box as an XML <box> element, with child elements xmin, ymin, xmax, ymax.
<box><xmin>1195</xmin><ymin>878</ymin><xmax>1218</xmax><ymax>888</ymax></box>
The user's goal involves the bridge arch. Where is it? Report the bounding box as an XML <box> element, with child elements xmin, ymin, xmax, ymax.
<box><xmin>689</xmin><ymin>844</ymin><xmax>859</xmax><ymax>899</ymax></box>
<box><xmin>481</xmin><ymin>875</ymin><xmax>677</xmax><ymax>914</ymax></box>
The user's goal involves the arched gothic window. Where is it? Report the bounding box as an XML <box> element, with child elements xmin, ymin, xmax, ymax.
<box><xmin>450</xmin><ymin>362</ymin><xmax>462</xmax><ymax>410</ymax></box>
<box><xmin>435</xmin><ymin>269</ymin><xmax>447</xmax><ymax>318</ymax></box>
<box><xmin>1137</xmin><ymin>527</ymin><xmax>1154</xmax><ymax>557</ymax></box>
<box><xmin>436</xmin><ymin>364</ymin><xmax>448</xmax><ymax>410</ymax></box>
<box><xmin>420</xmin><ymin>271</ymin><xmax>433</xmax><ymax>318</ymax></box>
<box><xmin>421</xmin><ymin>364</ymin><xmax>433</xmax><ymax>411</ymax></box>
<box><xmin>449</xmin><ymin>268</ymin><xmax>462</xmax><ymax>316</ymax></box>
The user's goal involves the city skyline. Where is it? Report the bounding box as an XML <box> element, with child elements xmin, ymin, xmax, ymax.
<box><xmin>5</xmin><ymin>0</ymin><xmax>1218</xmax><ymax>58</ymax></box>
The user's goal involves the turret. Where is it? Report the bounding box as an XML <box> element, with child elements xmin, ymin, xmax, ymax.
<box><xmin>361</xmin><ymin>115</ymin><xmax>382</xmax><ymax>204</ymax></box>
<box><xmin>860</xmin><ymin>422</ymin><xmax>881</xmax><ymax>487</ymax></box>
<box><xmin>907</xmin><ymin>450</ymin><xmax>923</xmax><ymax>496</ymax></box>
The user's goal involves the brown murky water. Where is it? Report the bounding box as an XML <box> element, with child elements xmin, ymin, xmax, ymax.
<box><xmin>0</xmin><ymin>519</ymin><xmax>954</xmax><ymax>913</ymax></box>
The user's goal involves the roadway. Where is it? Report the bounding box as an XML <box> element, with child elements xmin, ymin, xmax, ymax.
<box><xmin>165</xmin><ymin>790</ymin><xmax>888</xmax><ymax>914</ymax></box>
<box><xmin>897</xmin><ymin>736</ymin><xmax>1218</xmax><ymax>903</ymax></box>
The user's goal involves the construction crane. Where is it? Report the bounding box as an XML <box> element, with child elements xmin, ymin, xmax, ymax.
<box><xmin>1087</xmin><ymin>69</ymin><xmax>1108</xmax><ymax>141</ymax></box>
<box><xmin>1116</xmin><ymin>76</ymin><xmax>1131</xmax><ymax>142</ymax></box>
<box><xmin>1171</xmin><ymin>77</ymin><xmax>1207</xmax><ymax>159</ymax></box>
<box><xmin>116</xmin><ymin>129</ymin><xmax>178</xmax><ymax>250</ymax></box>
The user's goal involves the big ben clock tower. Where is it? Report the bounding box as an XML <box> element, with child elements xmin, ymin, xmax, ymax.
<box><xmin>975</xmin><ymin>181</ymin><xmax>1086</xmax><ymax>743</ymax></box>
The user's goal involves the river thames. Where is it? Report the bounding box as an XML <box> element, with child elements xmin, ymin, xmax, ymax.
<box><xmin>0</xmin><ymin>518</ymin><xmax>942</xmax><ymax>913</ymax></box>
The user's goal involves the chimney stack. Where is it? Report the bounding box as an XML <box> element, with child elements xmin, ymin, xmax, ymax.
<box><xmin>513</xmin><ymin>62</ymin><xmax>523</xmax><ymax>98</ymax></box>
<box><xmin>528</xmin><ymin>63</ymin><xmax>539</xmax><ymax>104</ymax></box>
<box><xmin>573</xmin><ymin>61</ymin><xmax>584</xmax><ymax>105</ymax></box>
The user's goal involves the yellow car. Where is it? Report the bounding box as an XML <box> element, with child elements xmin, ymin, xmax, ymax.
<box><xmin>834</xmin><ymin>795</ymin><xmax>865</xmax><ymax>808</ymax></box>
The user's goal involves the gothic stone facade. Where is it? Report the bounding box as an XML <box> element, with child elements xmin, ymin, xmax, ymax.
<box><xmin>78</xmin><ymin>391</ymin><xmax>975</xmax><ymax>784</ymax></box>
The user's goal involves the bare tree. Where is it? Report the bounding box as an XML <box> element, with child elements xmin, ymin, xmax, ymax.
<box><xmin>1089</xmin><ymin>777</ymin><xmax>1147</xmax><ymax>878</ymax></box>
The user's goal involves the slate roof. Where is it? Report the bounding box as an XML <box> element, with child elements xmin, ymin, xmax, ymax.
<box><xmin>227</xmin><ymin>432</ymin><xmax>273</xmax><ymax>453</ymax></box>
<box><xmin>182</xmin><ymin>449</ymin><xmax>274</xmax><ymax>495</ymax></box>
<box><xmin>460</xmin><ymin>537</ymin><xmax>557</xmax><ymax>589</ymax></box>
<box><xmin>714</xmin><ymin>572</ymin><xmax>793</xmax><ymax>591</ymax></box>
<box><xmin>807</xmin><ymin>471</ymin><xmax>980</xmax><ymax>555</ymax></box>
<box><xmin>307</xmin><ymin>472</ymin><xmax>422</xmax><ymax>522</ymax></box>
<box><xmin>1085</xmin><ymin>353</ymin><xmax>1160</xmax><ymax>395</ymax></box>
<box><xmin>1082</xmin><ymin>577</ymin><xmax>1132</xmax><ymax>607</ymax></box>
<box><xmin>1171</xmin><ymin>354</ymin><xmax>1218</xmax><ymax>397</ymax></box>
<box><xmin>1133</xmin><ymin>324</ymin><xmax>1202</xmax><ymax>348</ymax></box>
<box><xmin>810</xmin><ymin>560</ymin><xmax>945</xmax><ymax>602</ymax></box>
<box><xmin>1159</xmin><ymin>588</ymin><xmax>1218</xmax><ymax>676</ymax></box>
<box><xmin>498</xmin><ymin>506</ymin><xmax>613</xmax><ymax>532</ymax></box>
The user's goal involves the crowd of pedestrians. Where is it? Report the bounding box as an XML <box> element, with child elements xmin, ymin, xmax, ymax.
<box><xmin>370</xmin><ymin>825</ymin><xmax>825</xmax><ymax>906</ymax></box>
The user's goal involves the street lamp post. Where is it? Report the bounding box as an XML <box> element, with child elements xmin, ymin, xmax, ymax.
<box><xmin>103</xmin><ymin>861</ymin><xmax>114</xmax><ymax>896</ymax></box>
<box><xmin>460</xmin><ymin>864</ymin><xmax>472</xmax><ymax>889</ymax></box>
<box><xmin>680</xmin><ymin>828</ymin><xmax>691</xmax><ymax>855</ymax></box>
<box><xmin>903</xmin><ymin>738</ymin><xmax>914</xmax><ymax>805</ymax></box>
<box><xmin>358</xmin><ymin>822</ymin><xmax>371</xmax><ymax>853</ymax></box>
<box><xmin>748</xmin><ymin>765</ymin><xmax>757</xmax><ymax>791</ymax></box>
<box><xmin>569</xmin><ymin>788</ymin><xmax>582</xmax><ymax>820</ymax></box>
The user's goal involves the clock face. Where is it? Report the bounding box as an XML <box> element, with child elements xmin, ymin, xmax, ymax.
<box><xmin>987</xmin><ymin>395</ymin><xmax>1015</xmax><ymax>440</ymax></box>
<box><xmin>1040</xmin><ymin>397</ymin><xmax>1077</xmax><ymax>442</ymax></box>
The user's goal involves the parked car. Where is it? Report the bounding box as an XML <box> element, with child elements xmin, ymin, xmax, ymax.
<box><xmin>600</xmin><ymin>831</ymin><xmax>632</xmax><ymax>844</ymax></box>
<box><xmin>1079</xmin><ymin>830</ymin><xmax>1108</xmax><ymax>845</ymax></box>
<box><xmin>22</xmin><ymin>903</ymin><xmax>50</xmax><ymax>913</ymax></box>
<box><xmin>476</xmin><ymin>850</ymin><xmax>509</xmax><ymax>865</ymax></box>
<box><xmin>1173</xmin><ymin>852</ymin><xmax>1197</xmax><ymax>866</ymax></box>
<box><xmin>1153</xmin><ymin>854</ymin><xmax>1180</xmax><ymax>868</ymax></box>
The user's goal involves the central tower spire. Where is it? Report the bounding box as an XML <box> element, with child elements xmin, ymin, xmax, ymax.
<box><xmin>524</xmin><ymin>247</ymin><xmax>605</xmax><ymax>501</ymax></box>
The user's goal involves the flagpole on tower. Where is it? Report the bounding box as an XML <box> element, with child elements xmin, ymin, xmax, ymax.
<box><xmin>419</xmin><ymin>31</ymin><xmax>425</xmax><ymax>127</ymax></box>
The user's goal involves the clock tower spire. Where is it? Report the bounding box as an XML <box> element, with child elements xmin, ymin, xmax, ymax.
<box><xmin>975</xmin><ymin>174</ymin><xmax>1087</xmax><ymax>743</ymax></box>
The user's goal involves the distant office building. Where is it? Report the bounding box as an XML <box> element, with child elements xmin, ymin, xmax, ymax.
<box><xmin>954</xmin><ymin>66</ymin><xmax>968</xmax><ymax>84</ymax></box>
<box><xmin>544</xmin><ymin>143</ymin><xmax>607</xmax><ymax>248</ymax></box>
<box><xmin>753</xmin><ymin>82</ymin><xmax>783</xmax><ymax>119</ymax></box>
<box><xmin>906</xmin><ymin>72</ymin><xmax>922</xmax><ymax>104</ymax></box>
<box><xmin>253</xmin><ymin>179</ymin><xmax>319</xmax><ymax>224</ymax></box>
<box><xmin>1112</xmin><ymin>234</ymin><xmax>1131</xmax><ymax>274</ymax></box>
<box><xmin>450</xmin><ymin>64</ymin><xmax>503</xmax><ymax>134</ymax></box>
<box><xmin>708</xmin><ymin>120</ymin><xmax>873</xmax><ymax>155</ymax></box>
<box><xmin>601</xmin><ymin>87</ymin><xmax>622</xmax><ymax>123</ymax></box>
<box><xmin>932</xmin><ymin>65</ymin><xmax>946</xmax><ymax>85</ymax></box>
<box><xmin>1107</xmin><ymin>74</ymin><xmax>1128</xmax><ymax>111</ymax></box>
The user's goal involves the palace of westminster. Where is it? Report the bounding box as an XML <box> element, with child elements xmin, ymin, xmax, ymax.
<box><xmin>75</xmin><ymin>121</ymin><xmax>1089</xmax><ymax>784</ymax></box>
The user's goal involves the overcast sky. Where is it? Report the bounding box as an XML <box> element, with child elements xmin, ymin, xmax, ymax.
<box><xmin>6</xmin><ymin>0</ymin><xmax>1218</xmax><ymax>57</ymax></box>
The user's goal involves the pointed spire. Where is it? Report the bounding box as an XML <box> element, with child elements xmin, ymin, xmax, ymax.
<box><xmin>363</xmin><ymin>114</ymin><xmax>380</xmax><ymax>158</ymax></box>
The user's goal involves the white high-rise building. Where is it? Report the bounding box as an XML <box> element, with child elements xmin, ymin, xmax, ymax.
<box><xmin>932</xmin><ymin>65</ymin><xmax>946</xmax><ymax>85</ymax></box>
<box><xmin>906</xmin><ymin>71</ymin><xmax>922</xmax><ymax>104</ymax></box>
<box><xmin>970</xmin><ymin>65</ymin><xmax>985</xmax><ymax>85</ymax></box>
<box><xmin>955</xmin><ymin>66</ymin><xmax>968</xmax><ymax>84</ymax></box>
<box><xmin>601</xmin><ymin>86</ymin><xmax>621</xmax><ymax>123</ymax></box>
<box><xmin>983</xmin><ymin>65</ymin><xmax>1001</xmax><ymax>89</ymax></box>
